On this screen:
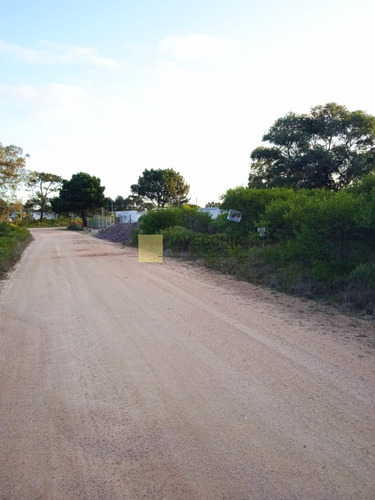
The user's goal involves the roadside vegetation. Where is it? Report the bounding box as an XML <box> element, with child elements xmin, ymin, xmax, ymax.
<box><xmin>0</xmin><ymin>222</ymin><xmax>33</xmax><ymax>277</ymax></box>
<box><xmin>18</xmin><ymin>216</ymin><xmax>71</xmax><ymax>228</ymax></box>
<box><xmin>134</xmin><ymin>175</ymin><xmax>375</xmax><ymax>315</ymax></box>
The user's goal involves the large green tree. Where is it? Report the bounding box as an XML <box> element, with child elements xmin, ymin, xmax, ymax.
<box><xmin>131</xmin><ymin>168</ymin><xmax>190</xmax><ymax>207</ymax></box>
<box><xmin>0</xmin><ymin>142</ymin><xmax>28</xmax><ymax>194</ymax></box>
<box><xmin>249</xmin><ymin>103</ymin><xmax>375</xmax><ymax>190</ymax></box>
<box><xmin>27</xmin><ymin>172</ymin><xmax>62</xmax><ymax>221</ymax></box>
<box><xmin>51</xmin><ymin>172</ymin><xmax>105</xmax><ymax>227</ymax></box>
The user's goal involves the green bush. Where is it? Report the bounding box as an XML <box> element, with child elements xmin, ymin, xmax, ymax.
<box><xmin>133</xmin><ymin>185</ymin><xmax>375</xmax><ymax>311</ymax></box>
<box><xmin>225</xmin><ymin>244</ymin><xmax>255</xmax><ymax>264</ymax></box>
<box><xmin>159</xmin><ymin>227</ymin><xmax>241</xmax><ymax>255</ymax></box>
<box><xmin>19</xmin><ymin>217</ymin><xmax>71</xmax><ymax>228</ymax></box>
<box><xmin>0</xmin><ymin>223</ymin><xmax>13</xmax><ymax>237</ymax></box>
<box><xmin>0</xmin><ymin>223</ymin><xmax>32</xmax><ymax>276</ymax></box>
<box><xmin>0</xmin><ymin>222</ymin><xmax>30</xmax><ymax>240</ymax></box>
<box><xmin>345</xmin><ymin>263</ymin><xmax>375</xmax><ymax>314</ymax></box>
<box><xmin>349</xmin><ymin>262</ymin><xmax>375</xmax><ymax>288</ymax></box>
<box><xmin>139</xmin><ymin>207</ymin><xmax>183</xmax><ymax>233</ymax></box>
<box><xmin>131</xmin><ymin>228</ymin><xmax>140</xmax><ymax>246</ymax></box>
<box><xmin>67</xmin><ymin>224</ymin><xmax>84</xmax><ymax>231</ymax></box>
<box><xmin>259</xmin><ymin>198</ymin><xmax>295</xmax><ymax>241</ymax></box>
<box><xmin>181</xmin><ymin>206</ymin><xmax>212</xmax><ymax>233</ymax></box>
<box><xmin>220</xmin><ymin>187</ymin><xmax>294</xmax><ymax>237</ymax></box>
<box><xmin>159</xmin><ymin>226</ymin><xmax>197</xmax><ymax>252</ymax></box>
<box><xmin>139</xmin><ymin>206</ymin><xmax>212</xmax><ymax>234</ymax></box>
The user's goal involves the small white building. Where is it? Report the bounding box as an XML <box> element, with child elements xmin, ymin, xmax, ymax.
<box><xmin>198</xmin><ymin>207</ymin><xmax>225</xmax><ymax>219</ymax></box>
<box><xmin>115</xmin><ymin>211</ymin><xmax>146</xmax><ymax>224</ymax></box>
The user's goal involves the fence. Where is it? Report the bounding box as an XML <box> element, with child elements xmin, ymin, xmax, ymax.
<box><xmin>115</xmin><ymin>211</ymin><xmax>145</xmax><ymax>224</ymax></box>
<box><xmin>87</xmin><ymin>216</ymin><xmax>114</xmax><ymax>230</ymax></box>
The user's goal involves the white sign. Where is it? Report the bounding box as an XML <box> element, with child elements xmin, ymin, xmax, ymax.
<box><xmin>227</xmin><ymin>210</ymin><xmax>242</xmax><ymax>223</ymax></box>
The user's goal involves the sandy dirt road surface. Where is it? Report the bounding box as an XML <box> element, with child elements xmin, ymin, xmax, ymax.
<box><xmin>0</xmin><ymin>228</ymin><xmax>374</xmax><ymax>500</ymax></box>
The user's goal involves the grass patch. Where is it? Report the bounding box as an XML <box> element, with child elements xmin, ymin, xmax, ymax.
<box><xmin>19</xmin><ymin>217</ymin><xmax>71</xmax><ymax>228</ymax></box>
<box><xmin>0</xmin><ymin>223</ymin><xmax>33</xmax><ymax>278</ymax></box>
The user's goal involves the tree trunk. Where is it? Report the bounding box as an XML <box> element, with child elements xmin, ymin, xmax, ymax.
<box><xmin>39</xmin><ymin>205</ymin><xmax>44</xmax><ymax>223</ymax></box>
<box><xmin>81</xmin><ymin>210</ymin><xmax>88</xmax><ymax>227</ymax></box>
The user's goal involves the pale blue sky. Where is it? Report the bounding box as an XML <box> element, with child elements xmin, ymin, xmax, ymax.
<box><xmin>1</xmin><ymin>0</ymin><xmax>374</xmax><ymax>204</ymax></box>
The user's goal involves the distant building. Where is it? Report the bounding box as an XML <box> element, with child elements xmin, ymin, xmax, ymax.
<box><xmin>115</xmin><ymin>211</ymin><xmax>146</xmax><ymax>223</ymax></box>
<box><xmin>115</xmin><ymin>207</ymin><xmax>225</xmax><ymax>224</ymax></box>
<box><xmin>198</xmin><ymin>207</ymin><xmax>225</xmax><ymax>219</ymax></box>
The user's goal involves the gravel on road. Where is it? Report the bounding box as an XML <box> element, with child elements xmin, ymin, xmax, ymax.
<box><xmin>1</xmin><ymin>227</ymin><xmax>374</xmax><ymax>499</ymax></box>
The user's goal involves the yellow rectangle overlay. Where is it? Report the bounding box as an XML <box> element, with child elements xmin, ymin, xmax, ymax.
<box><xmin>138</xmin><ymin>235</ymin><xmax>163</xmax><ymax>263</ymax></box>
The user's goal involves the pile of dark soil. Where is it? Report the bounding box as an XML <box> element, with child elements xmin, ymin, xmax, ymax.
<box><xmin>96</xmin><ymin>223</ymin><xmax>138</xmax><ymax>244</ymax></box>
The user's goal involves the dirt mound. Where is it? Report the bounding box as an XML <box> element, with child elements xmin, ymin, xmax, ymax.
<box><xmin>96</xmin><ymin>222</ymin><xmax>138</xmax><ymax>244</ymax></box>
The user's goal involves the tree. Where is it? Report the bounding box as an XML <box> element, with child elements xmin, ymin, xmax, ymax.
<box><xmin>131</xmin><ymin>168</ymin><xmax>190</xmax><ymax>207</ymax></box>
<box><xmin>27</xmin><ymin>172</ymin><xmax>62</xmax><ymax>221</ymax></box>
<box><xmin>0</xmin><ymin>142</ymin><xmax>28</xmax><ymax>194</ymax></box>
<box><xmin>105</xmin><ymin>195</ymin><xmax>154</xmax><ymax>212</ymax></box>
<box><xmin>122</xmin><ymin>194</ymin><xmax>155</xmax><ymax>211</ymax></box>
<box><xmin>248</xmin><ymin>103</ymin><xmax>375</xmax><ymax>190</ymax></box>
<box><xmin>0</xmin><ymin>199</ymin><xmax>24</xmax><ymax>223</ymax></box>
<box><xmin>51</xmin><ymin>172</ymin><xmax>105</xmax><ymax>227</ymax></box>
<box><xmin>0</xmin><ymin>198</ymin><xmax>10</xmax><ymax>222</ymax></box>
<box><xmin>114</xmin><ymin>195</ymin><xmax>126</xmax><ymax>211</ymax></box>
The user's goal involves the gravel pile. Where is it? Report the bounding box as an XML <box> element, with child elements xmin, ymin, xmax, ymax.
<box><xmin>96</xmin><ymin>222</ymin><xmax>139</xmax><ymax>244</ymax></box>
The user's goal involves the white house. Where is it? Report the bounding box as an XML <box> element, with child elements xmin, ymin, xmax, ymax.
<box><xmin>198</xmin><ymin>207</ymin><xmax>225</xmax><ymax>219</ymax></box>
<box><xmin>115</xmin><ymin>211</ymin><xmax>146</xmax><ymax>224</ymax></box>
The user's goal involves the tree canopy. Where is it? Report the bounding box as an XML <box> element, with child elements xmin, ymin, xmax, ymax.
<box><xmin>51</xmin><ymin>172</ymin><xmax>105</xmax><ymax>226</ymax></box>
<box><xmin>0</xmin><ymin>142</ymin><xmax>28</xmax><ymax>194</ymax></box>
<box><xmin>27</xmin><ymin>172</ymin><xmax>62</xmax><ymax>221</ymax></box>
<box><xmin>105</xmin><ymin>194</ymin><xmax>154</xmax><ymax>212</ymax></box>
<box><xmin>131</xmin><ymin>168</ymin><xmax>190</xmax><ymax>207</ymax></box>
<box><xmin>248</xmin><ymin>103</ymin><xmax>375</xmax><ymax>190</ymax></box>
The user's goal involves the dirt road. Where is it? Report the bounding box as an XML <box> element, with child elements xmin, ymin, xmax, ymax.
<box><xmin>1</xmin><ymin>228</ymin><xmax>374</xmax><ymax>499</ymax></box>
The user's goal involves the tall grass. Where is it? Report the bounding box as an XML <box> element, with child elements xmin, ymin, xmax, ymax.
<box><xmin>0</xmin><ymin>223</ymin><xmax>33</xmax><ymax>277</ymax></box>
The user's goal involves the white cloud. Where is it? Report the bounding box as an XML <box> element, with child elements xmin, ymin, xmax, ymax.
<box><xmin>0</xmin><ymin>83</ymin><xmax>88</xmax><ymax>121</ymax></box>
<box><xmin>158</xmin><ymin>34</ymin><xmax>237</xmax><ymax>60</ymax></box>
<box><xmin>0</xmin><ymin>40</ymin><xmax>42</xmax><ymax>63</ymax></box>
<box><xmin>0</xmin><ymin>39</ymin><xmax>121</xmax><ymax>69</ymax></box>
<box><xmin>0</xmin><ymin>84</ymin><xmax>41</xmax><ymax>101</ymax></box>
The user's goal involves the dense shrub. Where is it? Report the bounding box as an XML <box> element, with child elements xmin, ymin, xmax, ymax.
<box><xmin>344</xmin><ymin>264</ymin><xmax>375</xmax><ymax>314</ymax></box>
<box><xmin>159</xmin><ymin>226</ymin><xmax>237</xmax><ymax>254</ymax></box>
<box><xmin>159</xmin><ymin>226</ymin><xmax>197</xmax><ymax>252</ymax></box>
<box><xmin>139</xmin><ymin>206</ymin><xmax>212</xmax><ymax>234</ymax></box>
<box><xmin>349</xmin><ymin>262</ymin><xmax>375</xmax><ymax>289</ymax></box>
<box><xmin>67</xmin><ymin>224</ymin><xmax>84</xmax><ymax>231</ymax></box>
<box><xmin>220</xmin><ymin>187</ymin><xmax>294</xmax><ymax>237</ymax></box>
<box><xmin>19</xmin><ymin>217</ymin><xmax>71</xmax><ymax>228</ymax></box>
<box><xmin>181</xmin><ymin>206</ymin><xmax>212</xmax><ymax>233</ymax></box>
<box><xmin>131</xmin><ymin>227</ymin><xmax>140</xmax><ymax>245</ymax></box>
<box><xmin>0</xmin><ymin>223</ymin><xmax>32</xmax><ymax>276</ymax></box>
<box><xmin>0</xmin><ymin>222</ymin><xmax>30</xmax><ymax>240</ymax></box>
<box><xmin>205</xmin><ymin>184</ymin><xmax>375</xmax><ymax>310</ymax></box>
<box><xmin>133</xmin><ymin>181</ymin><xmax>375</xmax><ymax>311</ymax></box>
